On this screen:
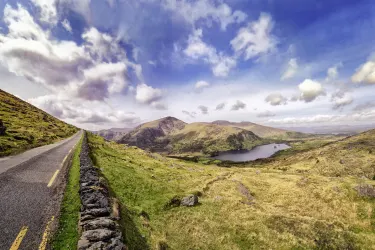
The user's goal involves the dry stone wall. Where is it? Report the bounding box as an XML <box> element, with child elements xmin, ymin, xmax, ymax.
<box><xmin>77</xmin><ymin>133</ymin><xmax>125</xmax><ymax>250</ymax></box>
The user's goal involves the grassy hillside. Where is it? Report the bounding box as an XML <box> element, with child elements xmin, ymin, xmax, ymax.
<box><xmin>119</xmin><ymin>117</ymin><xmax>264</xmax><ymax>155</ymax></box>
<box><xmin>212</xmin><ymin>120</ymin><xmax>308</xmax><ymax>139</ymax></box>
<box><xmin>0</xmin><ymin>89</ymin><xmax>78</xmax><ymax>156</ymax></box>
<box><xmin>88</xmin><ymin>132</ymin><xmax>375</xmax><ymax>250</ymax></box>
<box><xmin>263</xmin><ymin>129</ymin><xmax>375</xmax><ymax>178</ymax></box>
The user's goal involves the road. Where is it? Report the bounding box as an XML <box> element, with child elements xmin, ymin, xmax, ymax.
<box><xmin>0</xmin><ymin>131</ymin><xmax>82</xmax><ymax>250</ymax></box>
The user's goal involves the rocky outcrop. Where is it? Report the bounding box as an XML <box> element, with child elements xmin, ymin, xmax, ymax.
<box><xmin>0</xmin><ymin>119</ymin><xmax>6</xmax><ymax>136</ymax></box>
<box><xmin>78</xmin><ymin>133</ymin><xmax>125</xmax><ymax>250</ymax></box>
<box><xmin>181</xmin><ymin>195</ymin><xmax>199</xmax><ymax>207</ymax></box>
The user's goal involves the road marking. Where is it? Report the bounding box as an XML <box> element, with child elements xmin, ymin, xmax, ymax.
<box><xmin>47</xmin><ymin>170</ymin><xmax>59</xmax><ymax>187</ymax></box>
<box><xmin>39</xmin><ymin>216</ymin><xmax>54</xmax><ymax>250</ymax></box>
<box><xmin>9</xmin><ymin>226</ymin><xmax>28</xmax><ymax>250</ymax></box>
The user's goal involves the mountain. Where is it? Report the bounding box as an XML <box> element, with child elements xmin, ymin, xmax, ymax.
<box><xmin>0</xmin><ymin>89</ymin><xmax>78</xmax><ymax>156</ymax></box>
<box><xmin>118</xmin><ymin>117</ymin><xmax>264</xmax><ymax>155</ymax></box>
<box><xmin>93</xmin><ymin>127</ymin><xmax>133</xmax><ymax>141</ymax></box>
<box><xmin>212</xmin><ymin>120</ymin><xmax>307</xmax><ymax>138</ymax></box>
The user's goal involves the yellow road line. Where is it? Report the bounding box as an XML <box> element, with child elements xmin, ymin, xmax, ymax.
<box><xmin>39</xmin><ymin>216</ymin><xmax>54</xmax><ymax>250</ymax></box>
<box><xmin>47</xmin><ymin>170</ymin><xmax>59</xmax><ymax>187</ymax></box>
<box><xmin>9</xmin><ymin>226</ymin><xmax>28</xmax><ymax>250</ymax></box>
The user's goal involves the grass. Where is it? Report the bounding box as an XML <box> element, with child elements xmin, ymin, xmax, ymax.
<box><xmin>87</xmin><ymin>132</ymin><xmax>375</xmax><ymax>250</ymax></box>
<box><xmin>52</xmin><ymin>135</ymin><xmax>83</xmax><ymax>250</ymax></box>
<box><xmin>0</xmin><ymin>89</ymin><xmax>78</xmax><ymax>156</ymax></box>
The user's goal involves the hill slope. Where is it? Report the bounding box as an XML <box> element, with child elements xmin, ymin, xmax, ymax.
<box><xmin>0</xmin><ymin>89</ymin><xmax>78</xmax><ymax>156</ymax></box>
<box><xmin>264</xmin><ymin>128</ymin><xmax>375</xmax><ymax>178</ymax></box>
<box><xmin>212</xmin><ymin>120</ymin><xmax>307</xmax><ymax>138</ymax></box>
<box><xmin>118</xmin><ymin>117</ymin><xmax>264</xmax><ymax>155</ymax></box>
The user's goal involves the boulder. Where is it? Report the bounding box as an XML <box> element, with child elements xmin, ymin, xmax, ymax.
<box><xmin>181</xmin><ymin>194</ymin><xmax>198</xmax><ymax>207</ymax></box>
<box><xmin>0</xmin><ymin>119</ymin><xmax>6</xmax><ymax>136</ymax></box>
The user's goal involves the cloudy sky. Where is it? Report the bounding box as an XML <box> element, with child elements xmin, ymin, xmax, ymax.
<box><xmin>1</xmin><ymin>0</ymin><xmax>375</xmax><ymax>130</ymax></box>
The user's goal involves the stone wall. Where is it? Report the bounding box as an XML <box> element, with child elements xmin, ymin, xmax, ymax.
<box><xmin>77</xmin><ymin>132</ymin><xmax>125</xmax><ymax>250</ymax></box>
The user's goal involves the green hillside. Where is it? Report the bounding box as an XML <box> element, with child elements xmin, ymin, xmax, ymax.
<box><xmin>0</xmin><ymin>89</ymin><xmax>78</xmax><ymax>156</ymax></box>
<box><xmin>88</xmin><ymin>130</ymin><xmax>375</xmax><ymax>249</ymax></box>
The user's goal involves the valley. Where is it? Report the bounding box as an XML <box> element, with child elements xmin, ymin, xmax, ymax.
<box><xmin>87</xmin><ymin>130</ymin><xmax>375</xmax><ymax>249</ymax></box>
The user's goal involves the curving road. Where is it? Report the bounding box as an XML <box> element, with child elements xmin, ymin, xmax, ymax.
<box><xmin>0</xmin><ymin>131</ymin><xmax>82</xmax><ymax>250</ymax></box>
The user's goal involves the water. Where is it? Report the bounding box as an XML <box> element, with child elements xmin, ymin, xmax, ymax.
<box><xmin>212</xmin><ymin>143</ymin><xmax>291</xmax><ymax>162</ymax></box>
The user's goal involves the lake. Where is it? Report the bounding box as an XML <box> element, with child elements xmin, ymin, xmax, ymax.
<box><xmin>212</xmin><ymin>143</ymin><xmax>291</xmax><ymax>162</ymax></box>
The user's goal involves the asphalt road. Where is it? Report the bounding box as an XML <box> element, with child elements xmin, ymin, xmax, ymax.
<box><xmin>0</xmin><ymin>131</ymin><xmax>82</xmax><ymax>250</ymax></box>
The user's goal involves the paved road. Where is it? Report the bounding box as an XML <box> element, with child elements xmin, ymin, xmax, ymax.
<box><xmin>0</xmin><ymin>131</ymin><xmax>82</xmax><ymax>250</ymax></box>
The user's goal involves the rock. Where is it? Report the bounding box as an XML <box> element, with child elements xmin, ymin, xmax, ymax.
<box><xmin>82</xmin><ymin>217</ymin><xmax>117</xmax><ymax>231</ymax></box>
<box><xmin>339</xmin><ymin>159</ymin><xmax>344</xmax><ymax>164</ymax></box>
<box><xmin>78</xmin><ymin>238</ymin><xmax>91</xmax><ymax>250</ymax></box>
<box><xmin>87</xmin><ymin>241</ymin><xmax>107</xmax><ymax>250</ymax></box>
<box><xmin>164</xmin><ymin>196</ymin><xmax>181</xmax><ymax>209</ymax></box>
<box><xmin>111</xmin><ymin>198</ymin><xmax>121</xmax><ymax>220</ymax></box>
<box><xmin>181</xmin><ymin>194</ymin><xmax>198</xmax><ymax>207</ymax></box>
<box><xmin>82</xmin><ymin>229</ymin><xmax>116</xmax><ymax>242</ymax></box>
<box><xmin>107</xmin><ymin>238</ymin><xmax>126</xmax><ymax>250</ymax></box>
<box><xmin>82</xmin><ymin>208</ymin><xmax>110</xmax><ymax>217</ymax></box>
<box><xmin>355</xmin><ymin>184</ymin><xmax>375</xmax><ymax>198</ymax></box>
<box><xmin>0</xmin><ymin>119</ymin><xmax>6</xmax><ymax>136</ymax></box>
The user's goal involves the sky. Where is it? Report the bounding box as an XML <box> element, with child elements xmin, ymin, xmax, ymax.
<box><xmin>0</xmin><ymin>0</ymin><xmax>375</xmax><ymax>130</ymax></box>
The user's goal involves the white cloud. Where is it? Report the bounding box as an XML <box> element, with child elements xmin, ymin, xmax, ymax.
<box><xmin>257</xmin><ymin>110</ymin><xmax>275</xmax><ymax>118</ymax></box>
<box><xmin>195</xmin><ymin>80</ymin><xmax>210</xmax><ymax>90</ymax></box>
<box><xmin>231</xmin><ymin>100</ymin><xmax>246</xmax><ymax>110</ymax></box>
<box><xmin>215</xmin><ymin>102</ymin><xmax>226</xmax><ymax>110</ymax></box>
<box><xmin>160</xmin><ymin>0</ymin><xmax>247</xmax><ymax>30</ymax></box>
<box><xmin>298</xmin><ymin>79</ymin><xmax>326</xmax><ymax>102</ymax></box>
<box><xmin>351</xmin><ymin>61</ymin><xmax>375</xmax><ymax>84</ymax></box>
<box><xmin>184</xmin><ymin>29</ymin><xmax>236</xmax><ymax>77</ymax></box>
<box><xmin>281</xmin><ymin>58</ymin><xmax>298</xmax><ymax>80</ymax></box>
<box><xmin>331</xmin><ymin>90</ymin><xmax>353</xmax><ymax>110</ymax></box>
<box><xmin>182</xmin><ymin>110</ymin><xmax>195</xmax><ymax>118</ymax></box>
<box><xmin>31</xmin><ymin>0</ymin><xmax>58</xmax><ymax>25</ymax></box>
<box><xmin>61</xmin><ymin>19</ymin><xmax>72</xmax><ymax>33</ymax></box>
<box><xmin>353</xmin><ymin>101</ymin><xmax>375</xmax><ymax>112</ymax></box>
<box><xmin>231</xmin><ymin>13</ymin><xmax>277</xmax><ymax>60</ymax></box>
<box><xmin>265</xmin><ymin>93</ymin><xmax>287</xmax><ymax>106</ymax></box>
<box><xmin>0</xmin><ymin>4</ymin><xmax>150</xmax><ymax>104</ymax></box>
<box><xmin>198</xmin><ymin>105</ymin><xmax>208</xmax><ymax>114</ymax></box>
<box><xmin>135</xmin><ymin>83</ymin><xmax>166</xmax><ymax>109</ymax></box>
<box><xmin>29</xmin><ymin>94</ymin><xmax>141</xmax><ymax>126</ymax></box>
<box><xmin>268</xmin><ymin>110</ymin><xmax>375</xmax><ymax>125</ymax></box>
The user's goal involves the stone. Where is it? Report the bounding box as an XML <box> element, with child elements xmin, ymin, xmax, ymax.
<box><xmin>107</xmin><ymin>238</ymin><xmax>125</xmax><ymax>250</ymax></box>
<box><xmin>111</xmin><ymin>198</ymin><xmax>121</xmax><ymax>220</ymax></box>
<box><xmin>82</xmin><ymin>229</ymin><xmax>116</xmax><ymax>242</ymax></box>
<box><xmin>339</xmin><ymin>159</ymin><xmax>344</xmax><ymax>164</ymax></box>
<box><xmin>181</xmin><ymin>194</ymin><xmax>198</xmax><ymax>207</ymax></box>
<box><xmin>355</xmin><ymin>184</ymin><xmax>375</xmax><ymax>198</ymax></box>
<box><xmin>82</xmin><ymin>218</ymin><xmax>116</xmax><ymax>231</ymax></box>
<box><xmin>78</xmin><ymin>238</ymin><xmax>91</xmax><ymax>250</ymax></box>
<box><xmin>82</xmin><ymin>208</ymin><xmax>110</xmax><ymax>217</ymax></box>
<box><xmin>87</xmin><ymin>241</ymin><xmax>107</xmax><ymax>250</ymax></box>
<box><xmin>0</xmin><ymin>119</ymin><xmax>6</xmax><ymax>136</ymax></box>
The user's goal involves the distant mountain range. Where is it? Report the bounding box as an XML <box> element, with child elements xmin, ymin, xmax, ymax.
<box><xmin>115</xmin><ymin>116</ymin><xmax>309</xmax><ymax>155</ymax></box>
<box><xmin>92</xmin><ymin>127</ymin><xmax>133</xmax><ymax>141</ymax></box>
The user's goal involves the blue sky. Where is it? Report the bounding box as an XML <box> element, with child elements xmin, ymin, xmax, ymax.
<box><xmin>0</xmin><ymin>0</ymin><xmax>375</xmax><ymax>130</ymax></box>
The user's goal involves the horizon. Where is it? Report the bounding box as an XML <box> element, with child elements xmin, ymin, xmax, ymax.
<box><xmin>1</xmin><ymin>0</ymin><xmax>375</xmax><ymax>130</ymax></box>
